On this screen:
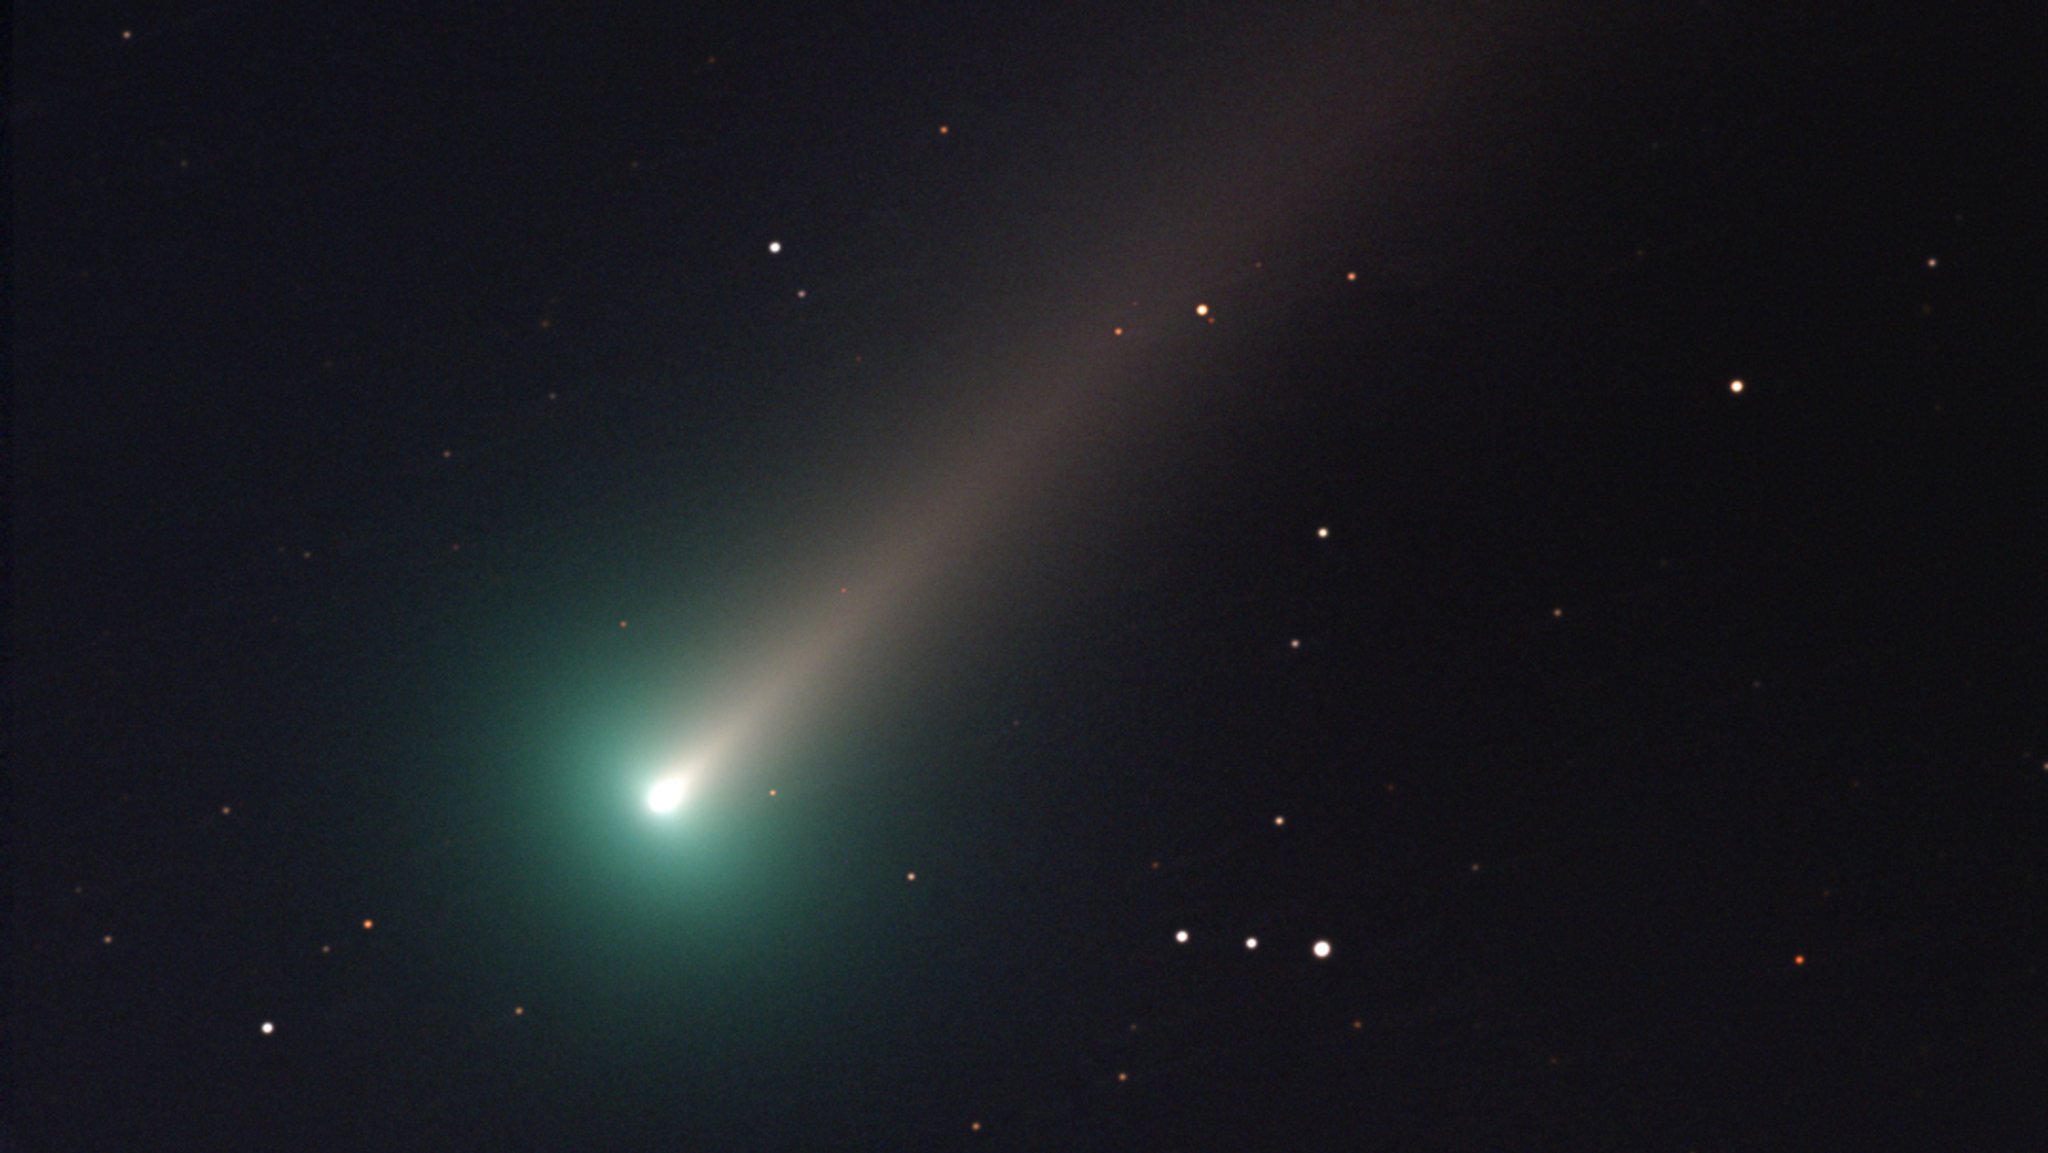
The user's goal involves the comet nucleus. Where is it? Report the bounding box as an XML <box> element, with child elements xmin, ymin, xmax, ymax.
<box><xmin>646</xmin><ymin>774</ymin><xmax>689</xmax><ymax>815</ymax></box>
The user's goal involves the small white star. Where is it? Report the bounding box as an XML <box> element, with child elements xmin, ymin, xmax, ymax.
<box><xmin>1313</xmin><ymin>939</ymin><xmax>1332</xmax><ymax>959</ymax></box>
<box><xmin>260</xmin><ymin>1021</ymin><xmax>275</xmax><ymax>1035</ymax></box>
<box><xmin>767</xmin><ymin>241</ymin><xmax>782</xmax><ymax>254</ymax></box>
<box><xmin>1245</xmin><ymin>936</ymin><xmax>1259</xmax><ymax>950</ymax></box>
<box><xmin>1175</xmin><ymin>929</ymin><xmax>1189</xmax><ymax>943</ymax></box>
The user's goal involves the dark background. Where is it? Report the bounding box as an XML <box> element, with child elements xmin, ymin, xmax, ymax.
<box><xmin>14</xmin><ymin>3</ymin><xmax>2046</xmax><ymax>1149</ymax></box>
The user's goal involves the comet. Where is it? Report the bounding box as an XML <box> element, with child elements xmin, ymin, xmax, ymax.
<box><xmin>638</xmin><ymin>5</ymin><xmax>1495</xmax><ymax>806</ymax></box>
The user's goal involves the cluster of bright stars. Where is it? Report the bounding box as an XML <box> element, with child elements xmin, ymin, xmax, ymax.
<box><xmin>1166</xmin><ymin>818</ymin><xmax>1332</xmax><ymax>957</ymax></box>
<box><xmin>1167</xmin><ymin>929</ymin><xmax>1331</xmax><ymax>958</ymax></box>
<box><xmin>1171</xmin><ymin>933</ymin><xmax>1327</xmax><ymax>962</ymax></box>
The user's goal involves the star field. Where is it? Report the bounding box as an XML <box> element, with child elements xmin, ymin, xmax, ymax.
<box><xmin>15</xmin><ymin>3</ymin><xmax>2047</xmax><ymax>1150</ymax></box>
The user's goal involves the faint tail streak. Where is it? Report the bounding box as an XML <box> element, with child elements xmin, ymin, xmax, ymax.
<box><xmin>671</xmin><ymin>5</ymin><xmax>1534</xmax><ymax>783</ymax></box>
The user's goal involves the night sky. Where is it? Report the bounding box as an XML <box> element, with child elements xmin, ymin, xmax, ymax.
<box><xmin>14</xmin><ymin>3</ymin><xmax>2047</xmax><ymax>1149</ymax></box>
